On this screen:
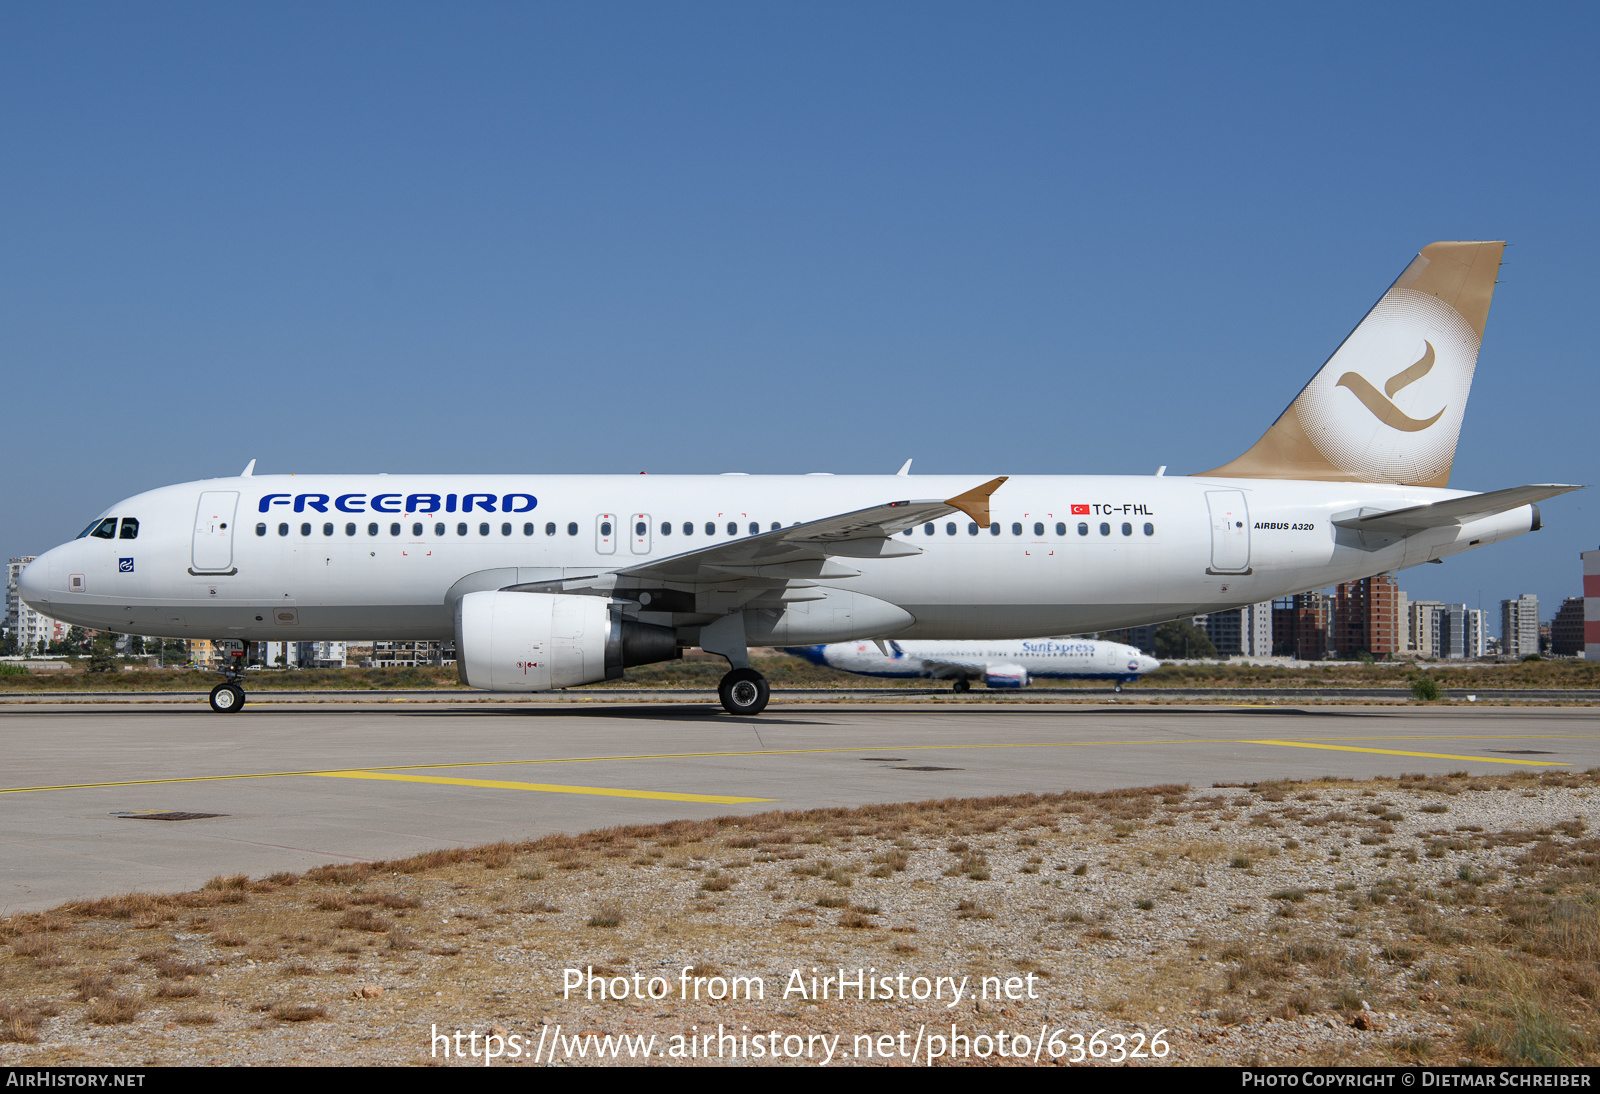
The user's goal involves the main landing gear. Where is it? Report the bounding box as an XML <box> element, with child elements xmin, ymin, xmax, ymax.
<box><xmin>208</xmin><ymin>640</ymin><xmax>248</xmax><ymax>713</ymax></box>
<box><xmin>951</xmin><ymin>678</ymin><xmax>971</xmax><ymax>693</ymax></box>
<box><xmin>718</xmin><ymin>668</ymin><xmax>770</xmax><ymax>716</ymax></box>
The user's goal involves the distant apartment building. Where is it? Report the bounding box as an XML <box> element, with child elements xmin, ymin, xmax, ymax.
<box><xmin>1333</xmin><ymin>574</ymin><xmax>1402</xmax><ymax>657</ymax></box>
<box><xmin>1551</xmin><ymin>597</ymin><xmax>1584</xmax><ymax>657</ymax></box>
<box><xmin>1196</xmin><ymin>602</ymin><xmax>1272</xmax><ymax>657</ymax></box>
<box><xmin>1586</xmin><ymin>550</ymin><xmax>1600</xmax><ymax>660</ymax></box>
<box><xmin>186</xmin><ymin>639</ymin><xmax>220</xmax><ymax>669</ymax></box>
<box><xmin>6</xmin><ymin>557</ymin><xmax>71</xmax><ymax>653</ymax></box>
<box><xmin>1501</xmin><ymin>594</ymin><xmax>1541</xmax><ymax>659</ymax></box>
<box><xmin>254</xmin><ymin>641</ymin><xmax>347</xmax><ymax>669</ymax></box>
<box><xmin>1272</xmin><ymin>592</ymin><xmax>1333</xmax><ymax>660</ymax></box>
<box><xmin>367</xmin><ymin>641</ymin><xmax>454</xmax><ymax>667</ymax></box>
<box><xmin>1408</xmin><ymin>600</ymin><xmax>1441</xmax><ymax>656</ymax></box>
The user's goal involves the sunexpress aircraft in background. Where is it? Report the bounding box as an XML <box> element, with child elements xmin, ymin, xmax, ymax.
<box><xmin>20</xmin><ymin>242</ymin><xmax>1579</xmax><ymax>715</ymax></box>
<box><xmin>788</xmin><ymin>638</ymin><xmax>1161</xmax><ymax>691</ymax></box>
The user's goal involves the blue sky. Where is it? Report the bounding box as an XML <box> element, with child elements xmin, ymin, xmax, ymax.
<box><xmin>3</xmin><ymin>4</ymin><xmax>1595</xmax><ymax>621</ymax></box>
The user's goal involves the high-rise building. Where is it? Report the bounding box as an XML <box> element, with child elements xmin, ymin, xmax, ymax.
<box><xmin>1585</xmin><ymin>550</ymin><xmax>1600</xmax><ymax>660</ymax></box>
<box><xmin>1197</xmin><ymin>605</ymin><xmax>1271</xmax><ymax>657</ymax></box>
<box><xmin>1273</xmin><ymin>592</ymin><xmax>1333</xmax><ymax>660</ymax></box>
<box><xmin>1501</xmin><ymin>594</ymin><xmax>1541</xmax><ymax>659</ymax></box>
<box><xmin>1551</xmin><ymin>598</ymin><xmax>1584</xmax><ymax>657</ymax></box>
<box><xmin>6</xmin><ymin>558</ymin><xmax>71</xmax><ymax>654</ymax></box>
<box><xmin>1333</xmin><ymin>574</ymin><xmax>1402</xmax><ymax>657</ymax></box>
<box><xmin>1408</xmin><ymin>599</ymin><xmax>1442</xmax><ymax>657</ymax></box>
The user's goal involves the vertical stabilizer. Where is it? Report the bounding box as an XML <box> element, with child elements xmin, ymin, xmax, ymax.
<box><xmin>1197</xmin><ymin>241</ymin><xmax>1504</xmax><ymax>487</ymax></box>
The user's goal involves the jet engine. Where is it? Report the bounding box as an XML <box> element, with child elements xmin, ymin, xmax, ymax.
<box><xmin>455</xmin><ymin>591</ymin><xmax>679</xmax><ymax>691</ymax></box>
<box><xmin>983</xmin><ymin>664</ymin><xmax>1030</xmax><ymax>689</ymax></box>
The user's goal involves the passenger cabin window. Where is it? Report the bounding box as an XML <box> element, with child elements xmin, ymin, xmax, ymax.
<box><xmin>989</xmin><ymin>523</ymin><xmax>1000</xmax><ymax>536</ymax></box>
<box><xmin>567</xmin><ymin>522</ymin><xmax>579</xmax><ymax>536</ymax></box>
<box><xmin>501</xmin><ymin>522</ymin><xmax>512</xmax><ymax>536</ymax></box>
<box><xmin>924</xmin><ymin>523</ymin><xmax>935</xmax><ymax>535</ymax></box>
<box><xmin>1100</xmin><ymin>522</ymin><xmax>1111</xmax><ymax>536</ymax></box>
<box><xmin>1122</xmin><ymin>522</ymin><xmax>1132</xmax><ymax>536</ymax></box>
<box><xmin>946</xmin><ymin>522</ymin><xmax>956</xmax><ymax>535</ymax></box>
<box><xmin>660</xmin><ymin>521</ymin><xmax>672</xmax><ymax>535</ymax></box>
<box><xmin>256</xmin><ymin>523</ymin><xmax>267</xmax><ymax>537</ymax></box>
<box><xmin>705</xmin><ymin>522</ymin><xmax>715</xmax><ymax>536</ymax></box>
<box><xmin>458</xmin><ymin>523</ymin><xmax>468</xmax><ymax>536</ymax></box>
<box><xmin>524</xmin><ymin>523</ymin><xmax>534</xmax><ymax>536</ymax></box>
<box><xmin>1033</xmin><ymin>522</ymin><xmax>1044</xmax><ymax>536</ymax></box>
<box><xmin>1144</xmin><ymin>522</ymin><xmax>1155</xmax><ymax>536</ymax></box>
<box><xmin>1078</xmin><ymin>522</ymin><xmax>1088</xmax><ymax>536</ymax></box>
<box><xmin>301</xmin><ymin>522</ymin><xmax>312</xmax><ymax>536</ymax></box>
<box><xmin>90</xmin><ymin>518</ymin><xmax>117</xmax><ymax>539</ymax></box>
<box><xmin>479</xmin><ymin>522</ymin><xmax>490</xmax><ymax>536</ymax></box>
<box><xmin>682</xmin><ymin>522</ymin><xmax>693</xmax><ymax>536</ymax></box>
<box><xmin>770</xmin><ymin>522</ymin><xmax>781</xmax><ymax>531</ymax></box>
<box><xmin>367</xmin><ymin>523</ymin><xmax>378</xmax><ymax>536</ymax></box>
<box><xmin>968</xmin><ymin>523</ymin><xmax>979</xmax><ymax>535</ymax></box>
<box><xmin>546</xmin><ymin>523</ymin><xmax>557</xmax><ymax>536</ymax></box>
<box><xmin>346</xmin><ymin>523</ymin><xmax>357</xmax><ymax>536</ymax></box>
<box><xmin>413</xmin><ymin>522</ymin><xmax>424</xmax><ymax>537</ymax></box>
<box><xmin>1055</xmin><ymin>522</ymin><xmax>1066</xmax><ymax>536</ymax></box>
<box><xmin>391</xmin><ymin>523</ymin><xmax>402</xmax><ymax>536</ymax></box>
<box><xmin>749</xmin><ymin>522</ymin><xmax>759</xmax><ymax>535</ymax></box>
<box><xmin>1011</xmin><ymin>522</ymin><xmax>1022</xmax><ymax>536</ymax></box>
<box><xmin>903</xmin><ymin>527</ymin><xmax>913</xmax><ymax>536</ymax></box>
<box><xmin>436</xmin><ymin>523</ymin><xmax>446</xmax><ymax>536</ymax></box>
<box><xmin>326</xmin><ymin>523</ymin><xmax>336</xmax><ymax>536</ymax></box>
<box><xmin>600</xmin><ymin>521</ymin><xmax>612</xmax><ymax>537</ymax></box>
<box><xmin>637</xmin><ymin>521</ymin><xmax>648</xmax><ymax>536</ymax></box>
<box><xmin>727</xmin><ymin>521</ymin><xmax>737</xmax><ymax>536</ymax></box>
<box><xmin>119</xmin><ymin>518</ymin><xmax>139</xmax><ymax>539</ymax></box>
<box><xmin>280</xmin><ymin>523</ymin><xmax>290</xmax><ymax>536</ymax></box>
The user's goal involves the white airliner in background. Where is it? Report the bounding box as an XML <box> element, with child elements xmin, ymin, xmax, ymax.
<box><xmin>788</xmin><ymin>638</ymin><xmax>1160</xmax><ymax>691</ymax></box>
<box><xmin>19</xmin><ymin>242</ymin><xmax>1579</xmax><ymax>715</ymax></box>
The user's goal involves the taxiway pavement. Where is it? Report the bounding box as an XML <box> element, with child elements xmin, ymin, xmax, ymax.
<box><xmin>2</xmin><ymin>699</ymin><xmax>1595</xmax><ymax>913</ymax></box>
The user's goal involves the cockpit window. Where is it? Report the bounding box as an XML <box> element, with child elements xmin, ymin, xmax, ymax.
<box><xmin>118</xmin><ymin>518</ymin><xmax>139</xmax><ymax>540</ymax></box>
<box><xmin>76</xmin><ymin>521</ymin><xmax>100</xmax><ymax>539</ymax></box>
<box><xmin>89</xmin><ymin>518</ymin><xmax>117</xmax><ymax>539</ymax></box>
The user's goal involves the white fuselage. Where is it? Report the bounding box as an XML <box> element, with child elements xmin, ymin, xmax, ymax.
<box><xmin>789</xmin><ymin>638</ymin><xmax>1161</xmax><ymax>687</ymax></box>
<box><xmin>19</xmin><ymin>472</ymin><xmax>1537</xmax><ymax>644</ymax></box>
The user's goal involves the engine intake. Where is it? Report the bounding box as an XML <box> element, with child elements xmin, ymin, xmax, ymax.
<box><xmin>455</xmin><ymin>591</ymin><xmax>679</xmax><ymax>691</ymax></box>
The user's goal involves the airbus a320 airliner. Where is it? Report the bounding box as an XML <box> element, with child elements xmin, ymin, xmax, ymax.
<box><xmin>19</xmin><ymin>242</ymin><xmax>1578</xmax><ymax>715</ymax></box>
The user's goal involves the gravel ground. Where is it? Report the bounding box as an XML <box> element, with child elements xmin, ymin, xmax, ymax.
<box><xmin>2</xmin><ymin>767</ymin><xmax>1595</xmax><ymax>1067</ymax></box>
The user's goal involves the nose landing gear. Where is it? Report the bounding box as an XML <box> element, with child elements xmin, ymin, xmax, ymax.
<box><xmin>209</xmin><ymin>682</ymin><xmax>245</xmax><ymax>712</ymax></box>
<box><xmin>208</xmin><ymin>640</ymin><xmax>248</xmax><ymax>713</ymax></box>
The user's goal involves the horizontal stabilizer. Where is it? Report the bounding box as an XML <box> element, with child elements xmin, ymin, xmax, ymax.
<box><xmin>1333</xmin><ymin>484</ymin><xmax>1582</xmax><ymax>533</ymax></box>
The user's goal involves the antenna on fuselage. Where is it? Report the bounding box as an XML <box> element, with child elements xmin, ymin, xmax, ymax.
<box><xmin>896</xmin><ymin>459</ymin><xmax>912</xmax><ymax>476</ymax></box>
<box><xmin>240</xmin><ymin>459</ymin><xmax>256</xmax><ymax>477</ymax></box>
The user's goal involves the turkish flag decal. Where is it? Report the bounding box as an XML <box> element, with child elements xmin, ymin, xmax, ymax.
<box><xmin>1070</xmin><ymin>504</ymin><xmax>1090</xmax><ymax>515</ymax></box>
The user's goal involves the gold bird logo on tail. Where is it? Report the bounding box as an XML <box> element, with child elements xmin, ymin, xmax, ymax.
<box><xmin>1335</xmin><ymin>341</ymin><xmax>1445</xmax><ymax>432</ymax></box>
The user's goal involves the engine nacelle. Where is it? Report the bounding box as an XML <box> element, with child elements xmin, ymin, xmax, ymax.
<box><xmin>983</xmin><ymin>664</ymin><xmax>1030</xmax><ymax>689</ymax></box>
<box><xmin>455</xmin><ymin>591</ymin><xmax>678</xmax><ymax>692</ymax></box>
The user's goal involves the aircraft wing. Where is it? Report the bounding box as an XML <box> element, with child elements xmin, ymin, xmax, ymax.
<box><xmin>600</xmin><ymin>477</ymin><xmax>1007</xmax><ymax>586</ymax></box>
<box><xmin>915</xmin><ymin>656</ymin><xmax>987</xmax><ymax>679</ymax></box>
<box><xmin>1332</xmin><ymin>484</ymin><xmax>1582</xmax><ymax>534</ymax></box>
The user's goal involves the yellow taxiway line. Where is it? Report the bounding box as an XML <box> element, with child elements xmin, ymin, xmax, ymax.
<box><xmin>1242</xmin><ymin>739</ymin><xmax>1567</xmax><ymax>766</ymax></box>
<box><xmin>311</xmin><ymin>769</ymin><xmax>770</xmax><ymax>804</ymax></box>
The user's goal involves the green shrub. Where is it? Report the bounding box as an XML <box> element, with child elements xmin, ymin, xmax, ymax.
<box><xmin>1411</xmin><ymin>675</ymin><xmax>1441</xmax><ymax>701</ymax></box>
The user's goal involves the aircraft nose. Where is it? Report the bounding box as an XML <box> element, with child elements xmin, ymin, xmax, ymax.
<box><xmin>1141</xmin><ymin>655</ymin><xmax>1160</xmax><ymax>673</ymax></box>
<box><xmin>16</xmin><ymin>552</ymin><xmax>51</xmax><ymax>609</ymax></box>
